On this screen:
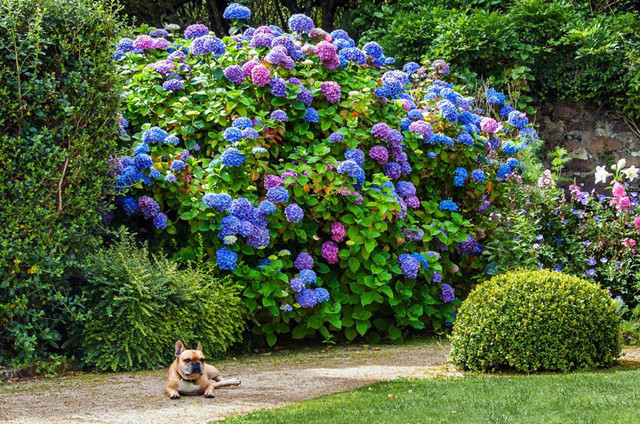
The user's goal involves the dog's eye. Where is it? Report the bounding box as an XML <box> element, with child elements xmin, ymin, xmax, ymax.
<box><xmin>184</xmin><ymin>359</ymin><xmax>191</xmax><ymax>363</ymax></box>
<box><xmin>201</xmin><ymin>358</ymin><xmax>205</xmax><ymax>362</ymax></box>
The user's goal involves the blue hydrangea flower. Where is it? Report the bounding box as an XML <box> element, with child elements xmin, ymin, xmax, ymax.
<box><xmin>453</xmin><ymin>167</ymin><xmax>468</xmax><ymax>187</ymax></box>
<box><xmin>120</xmin><ymin>196</ymin><xmax>139</xmax><ymax>216</ymax></box>
<box><xmin>133</xmin><ymin>143</ymin><xmax>150</xmax><ymax>155</ymax></box>
<box><xmin>165</xmin><ymin>173</ymin><xmax>176</xmax><ymax>183</ymax></box>
<box><xmin>299</xmin><ymin>269</ymin><xmax>317</xmax><ymax>284</ymax></box>
<box><xmin>507</xmin><ymin>110</ymin><xmax>528</xmax><ymax>129</ymax></box>
<box><xmin>432</xmin><ymin>271</ymin><xmax>443</xmax><ymax>282</ymax></box>
<box><xmin>258</xmin><ymin>200</ymin><xmax>276</xmax><ymax>215</ymax></box>
<box><xmin>223</xmin><ymin>127</ymin><xmax>243</xmax><ymax>143</ymax></box>
<box><xmin>314</xmin><ymin>287</ymin><xmax>330</xmax><ymax>303</ymax></box>
<box><xmin>133</xmin><ymin>154</ymin><xmax>153</xmax><ymax>170</ymax></box>
<box><xmin>428</xmin><ymin>152</ymin><xmax>437</xmax><ymax>158</ymax></box>
<box><xmin>457</xmin><ymin>133</ymin><xmax>474</xmax><ymax>146</ymax></box>
<box><xmin>485</xmin><ymin>88</ymin><xmax>505</xmax><ymax>105</ymax></box>
<box><xmin>153</xmin><ymin>213</ymin><xmax>168</xmax><ymax>229</ymax></box>
<box><xmin>267</xmin><ymin>186</ymin><xmax>289</xmax><ymax>203</ymax></box>
<box><xmin>303</xmin><ymin>107</ymin><xmax>319</xmax><ymax>123</ymax></box>
<box><xmin>328</xmin><ymin>132</ymin><xmax>343</xmax><ymax>143</ymax></box>
<box><xmin>219</xmin><ymin>215</ymin><xmax>241</xmax><ymax>237</ymax></box>
<box><xmin>398</xmin><ymin>253</ymin><xmax>419</xmax><ymax>279</ymax></box>
<box><xmin>164</xmin><ymin>135</ymin><xmax>179</xmax><ymax>145</ymax></box>
<box><xmin>285</xmin><ymin>203</ymin><xmax>304</xmax><ymax>223</ymax></box>
<box><xmin>242</xmin><ymin>128</ymin><xmax>259</xmax><ymax>140</ymax></box>
<box><xmin>270</xmin><ymin>109</ymin><xmax>287</xmax><ymax>121</ymax></box>
<box><xmin>223</xmin><ymin>3</ymin><xmax>251</xmax><ymax>19</ymax></box>
<box><xmin>142</xmin><ymin>127</ymin><xmax>168</xmax><ymax>144</ymax></box>
<box><xmin>496</xmin><ymin>163</ymin><xmax>512</xmax><ymax>179</ymax></box>
<box><xmin>437</xmin><ymin>99</ymin><xmax>458</xmax><ymax>123</ymax></box>
<box><xmin>189</xmin><ymin>35</ymin><xmax>226</xmax><ymax>56</ymax></box>
<box><xmin>233</xmin><ymin>117</ymin><xmax>253</xmax><ymax>129</ymax></box>
<box><xmin>407</xmin><ymin>110</ymin><xmax>423</xmax><ymax>120</ymax></box>
<box><xmin>363</xmin><ymin>41</ymin><xmax>383</xmax><ymax>59</ymax></box>
<box><xmin>290</xmin><ymin>277</ymin><xmax>305</xmax><ymax>293</ymax></box>
<box><xmin>396</xmin><ymin>181</ymin><xmax>416</xmax><ymax>198</ymax></box>
<box><xmin>338</xmin><ymin>47</ymin><xmax>366</xmax><ymax>65</ymax></box>
<box><xmin>296</xmin><ymin>288</ymin><xmax>317</xmax><ymax>308</ymax></box>
<box><xmin>288</xmin><ymin>14</ymin><xmax>314</xmax><ymax>32</ymax></box>
<box><xmin>170</xmin><ymin>160</ymin><xmax>185</xmax><ymax>171</ymax></box>
<box><xmin>221</xmin><ymin>148</ymin><xmax>245</xmax><ymax>167</ymax></box>
<box><xmin>499</xmin><ymin>104</ymin><xmax>515</xmax><ymax>118</ymax></box>
<box><xmin>230</xmin><ymin>197</ymin><xmax>254</xmax><ymax>220</ymax></box>
<box><xmin>163</xmin><ymin>79</ymin><xmax>184</xmax><ymax>92</ymax></box>
<box><xmin>216</xmin><ymin>247</ymin><xmax>238</xmax><ymax>270</ymax></box>
<box><xmin>184</xmin><ymin>24</ymin><xmax>209</xmax><ymax>39</ymax></box>
<box><xmin>148</xmin><ymin>168</ymin><xmax>161</xmax><ymax>179</ymax></box>
<box><xmin>471</xmin><ymin>169</ymin><xmax>485</xmax><ymax>183</ymax></box>
<box><xmin>337</xmin><ymin>160</ymin><xmax>365</xmax><ymax>185</ymax></box>
<box><xmin>439</xmin><ymin>200</ymin><xmax>458</xmax><ymax>211</ymax></box>
<box><xmin>345</xmin><ymin>148</ymin><xmax>364</xmax><ymax>166</ymax></box>
<box><xmin>403</xmin><ymin>61</ymin><xmax>420</xmax><ymax>74</ymax></box>
<box><xmin>203</xmin><ymin>192</ymin><xmax>232</xmax><ymax>211</ymax></box>
<box><xmin>411</xmin><ymin>252</ymin><xmax>428</xmax><ymax>269</ymax></box>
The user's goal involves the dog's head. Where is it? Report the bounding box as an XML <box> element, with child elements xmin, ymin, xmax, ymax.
<box><xmin>174</xmin><ymin>340</ymin><xmax>206</xmax><ymax>379</ymax></box>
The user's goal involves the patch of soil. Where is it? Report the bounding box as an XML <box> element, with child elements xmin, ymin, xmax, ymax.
<box><xmin>0</xmin><ymin>340</ymin><xmax>450</xmax><ymax>424</ymax></box>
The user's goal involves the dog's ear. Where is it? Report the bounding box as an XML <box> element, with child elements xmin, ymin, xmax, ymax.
<box><xmin>175</xmin><ymin>340</ymin><xmax>185</xmax><ymax>357</ymax></box>
<box><xmin>196</xmin><ymin>342</ymin><xmax>202</xmax><ymax>352</ymax></box>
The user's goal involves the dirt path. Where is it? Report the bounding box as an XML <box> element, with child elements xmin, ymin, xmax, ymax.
<box><xmin>0</xmin><ymin>339</ymin><xmax>453</xmax><ymax>424</ymax></box>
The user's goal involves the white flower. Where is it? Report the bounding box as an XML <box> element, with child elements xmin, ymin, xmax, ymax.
<box><xmin>595</xmin><ymin>166</ymin><xmax>612</xmax><ymax>184</ymax></box>
<box><xmin>612</xmin><ymin>158</ymin><xmax>627</xmax><ymax>170</ymax></box>
<box><xmin>623</xmin><ymin>165</ymin><xmax>639</xmax><ymax>182</ymax></box>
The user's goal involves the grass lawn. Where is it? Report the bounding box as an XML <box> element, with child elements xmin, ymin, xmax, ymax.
<box><xmin>224</xmin><ymin>367</ymin><xmax>640</xmax><ymax>424</ymax></box>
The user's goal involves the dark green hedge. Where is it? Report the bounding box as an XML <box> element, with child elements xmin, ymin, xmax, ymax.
<box><xmin>0</xmin><ymin>0</ymin><xmax>121</xmax><ymax>368</ymax></box>
<box><xmin>351</xmin><ymin>0</ymin><xmax>640</xmax><ymax>118</ymax></box>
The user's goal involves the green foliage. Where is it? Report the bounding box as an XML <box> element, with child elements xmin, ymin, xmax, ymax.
<box><xmin>74</xmin><ymin>232</ymin><xmax>246</xmax><ymax>371</ymax></box>
<box><xmin>0</xmin><ymin>0</ymin><xmax>121</xmax><ymax>368</ymax></box>
<box><xmin>451</xmin><ymin>269</ymin><xmax>621</xmax><ymax>372</ymax></box>
<box><xmin>353</xmin><ymin>0</ymin><xmax>640</xmax><ymax>118</ymax></box>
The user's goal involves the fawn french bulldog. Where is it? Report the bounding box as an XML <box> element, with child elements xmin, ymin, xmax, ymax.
<box><xmin>165</xmin><ymin>340</ymin><xmax>241</xmax><ymax>399</ymax></box>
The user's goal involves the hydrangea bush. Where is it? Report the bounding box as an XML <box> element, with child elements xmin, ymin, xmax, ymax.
<box><xmin>111</xmin><ymin>5</ymin><xmax>536</xmax><ymax>344</ymax></box>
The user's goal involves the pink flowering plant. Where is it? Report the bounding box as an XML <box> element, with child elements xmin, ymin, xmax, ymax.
<box><xmin>482</xmin><ymin>158</ymin><xmax>640</xmax><ymax>310</ymax></box>
<box><xmin>110</xmin><ymin>5</ymin><xmax>534</xmax><ymax>344</ymax></box>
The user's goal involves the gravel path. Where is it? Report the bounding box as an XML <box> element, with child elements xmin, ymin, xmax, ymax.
<box><xmin>0</xmin><ymin>339</ymin><xmax>453</xmax><ymax>424</ymax></box>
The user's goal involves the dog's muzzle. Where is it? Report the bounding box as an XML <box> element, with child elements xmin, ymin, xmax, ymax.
<box><xmin>188</xmin><ymin>362</ymin><xmax>203</xmax><ymax>375</ymax></box>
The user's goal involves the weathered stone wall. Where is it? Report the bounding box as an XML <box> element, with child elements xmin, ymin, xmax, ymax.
<box><xmin>538</xmin><ymin>102</ymin><xmax>640</xmax><ymax>190</ymax></box>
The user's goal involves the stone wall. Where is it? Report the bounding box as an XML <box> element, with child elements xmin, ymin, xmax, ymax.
<box><xmin>537</xmin><ymin>102</ymin><xmax>640</xmax><ymax>190</ymax></box>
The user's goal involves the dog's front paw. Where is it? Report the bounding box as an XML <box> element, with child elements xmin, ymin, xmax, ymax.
<box><xmin>204</xmin><ymin>390</ymin><xmax>215</xmax><ymax>398</ymax></box>
<box><xmin>231</xmin><ymin>378</ymin><xmax>241</xmax><ymax>386</ymax></box>
<box><xmin>169</xmin><ymin>392</ymin><xmax>181</xmax><ymax>400</ymax></box>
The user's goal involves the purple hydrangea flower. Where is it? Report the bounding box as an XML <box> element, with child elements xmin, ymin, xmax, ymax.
<box><xmin>189</xmin><ymin>35</ymin><xmax>226</xmax><ymax>56</ymax></box>
<box><xmin>270</xmin><ymin>109</ymin><xmax>287</xmax><ymax>121</ymax></box>
<box><xmin>138</xmin><ymin>196</ymin><xmax>160</xmax><ymax>219</ymax></box>
<box><xmin>294</xmin><ymin>252</ymin><xmax>315</xmax><ymax>270</ymax></box>
<box><xmin>288</xmin><ymin>14</ymin><xmax>314</xmax><ymax>32</ymax></box>
<box><xmin>321</xmin><ymin>241</ymin><xmax>339</xmax><ymax>264</ymax></box>
<box><xmin>184</xmin><ymin>24</ymin><xmax>209</xmax><ymax>39</ymax></box>
<box><xmin>296</xmin><ymin>288</ymin><xmax>317</xmax><ymax>308</ymax></box>
<box><xmin>321</xmin><ymin>81</ymin><xmax>341</xmax><ymax>103</ymax></box>
<box><xmin>224</xmin><ymin>65</ymin><xmax>245</xmax><ymax>84</ymax></box>
<box><xmin>440</xmin><ymin>283</ymin><xmax>455</xmax><ymax>303</ymax></box>
<box><xmin>398</xmin><ymin>254</ymin><xmax>419</xmax><ymax>279</ymax></box>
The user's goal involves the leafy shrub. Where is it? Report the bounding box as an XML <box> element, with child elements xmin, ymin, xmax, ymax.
<box><xmin>451</xmin><ymin>269</ymin><xmax>621</xmax><ymax>372</ymax></box>
<box><xmin>74</xmin><ymin>232</ymin><xmax>246</xmax><ymax>371</ymax></box>
<box><xmin>0</xmin><ymin>0</ymin><xmax>121</xmax><ymax>368</ymax></box>
<box><xmin>352</xmin><ymin>0</ymin><xmax>640</xmax><ymax>119</ymax></box>
<box><xmin>482</xmin><ymin>159</ymin><xmax>640</xmax><ymax>310</ymax></box>
<box><xmin>111</xmin><ymin>7</ymin><xmax>537</xmax><ymax>346</ymax></box>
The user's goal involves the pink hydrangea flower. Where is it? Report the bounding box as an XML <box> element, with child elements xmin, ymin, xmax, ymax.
<box><xmin>251</xmin><ymin>64</ymin><xmax>271</xmax><ymax>86</ymax></box>
<box><xmin>321</xmin><ymin>81</ymin><xmax>341</xmax><ymax>103</ymax></box>
<box><xmin>241</xmin><ymin>59</ymin><xmax>260</xmax><ymax>77</ymax></box>
<box><xmin>322</xmin><ymin>241</ymin><xmax>339</xmax><ymax>264</ymax></box>
<box><xmin>331</xmin><ymin>222</ymin><xmax>345</xmax><ymax>243</ymax></box>
<box><xmin>480</xmin><ymin>117</ymin><xmax>499</xmax><ymax>133</ymax></box>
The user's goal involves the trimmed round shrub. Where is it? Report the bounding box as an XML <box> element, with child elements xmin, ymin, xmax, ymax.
<box><xmin>450</xmin><ymin>269</ymin><xmax>621</xmax><ymax>372</ymax></box>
